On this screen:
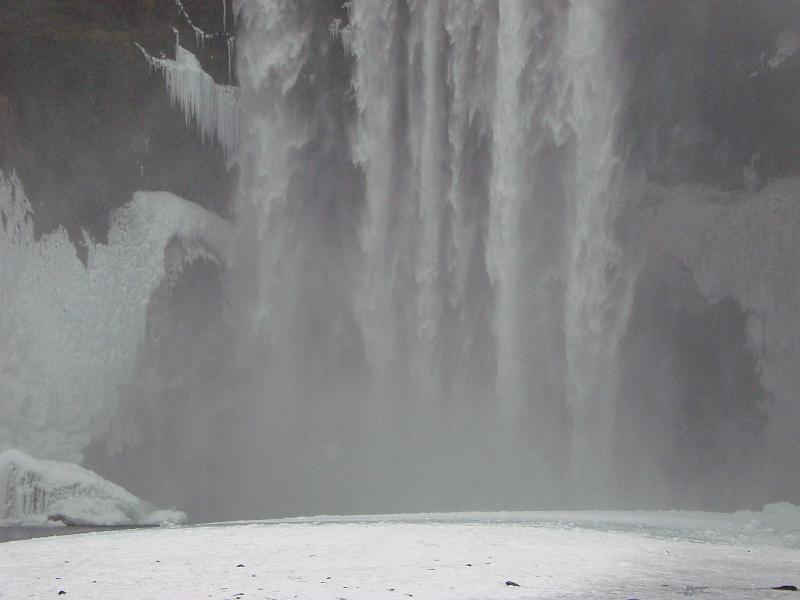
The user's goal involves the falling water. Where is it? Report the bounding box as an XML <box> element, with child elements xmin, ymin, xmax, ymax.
<box><xmin>231</xmin><ymin>0</ymin><xmax>632</xmax><ymax>510</ymax></box>
<box><xmin>562</xmin><ymin>1</ymin><xmax>634</xmax><ymax>494</ymax></box>
<box><xmin>4</xmin><ymin>0</ymin><xmax>799</xmax><ymax>524</ymax></box>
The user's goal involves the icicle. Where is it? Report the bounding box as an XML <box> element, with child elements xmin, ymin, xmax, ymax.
<box><xmin>135</xmin><ymin>43</ymin><xmax>240</xmax><ymax>157</ymax></box>
<box><xmin>329</xmin><ymin>19</ymin><xmax>342</xmax><ymax>41</ymax></box>
<box><xmin>227</xmin><ymin>36</ymin><xmax>235</xmax><ymax>83</ymax></box>
<box><xmin>174</xmin><ymin>0</ymin><xmax>213</xmax><ymax>48</ymax></box>
<box><xmin>329</xmin><ymin>18</ymin><xmax>355</xmax><ymax>59</ymax></box>
<box><xmin>340</xmin><ymin>25</ymin><xmax>355</xmax><ymax>58</ymax></box>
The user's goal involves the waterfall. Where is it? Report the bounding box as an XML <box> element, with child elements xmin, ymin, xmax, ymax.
<box><xmin>562</xmin><ymin>1</ymin><xmax>633</xmax><ymax>493</ymax></box>
<box><xmin>232</xmin><ymin>0</ymin><xmax>631</xmax><ymax>509</ymax></box>
<box><xmin>3</xmin><ymin>0</ymin><xmax>797</xmax><ymax>523</ymax></box>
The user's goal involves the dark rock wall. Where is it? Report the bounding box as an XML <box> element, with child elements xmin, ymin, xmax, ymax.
<box><xmin>623</xmin><ymin>0</ymin><xmax>800</xmax><ymax>188</ymax></box>
<box><xmin>616</xmin><ymin>258</ymin><xmax>769</xmax><ymax>509</ymax></box>
<box><xmin>0</xmin><ymin>0</ymin><xmax>235</xmax><ymax>251</ymax></box>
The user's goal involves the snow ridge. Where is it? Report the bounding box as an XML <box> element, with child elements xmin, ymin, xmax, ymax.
<box><xmin>0</xmin><ymin>449</ymin><xmax>186</xmax><ymax>526</ymax></box>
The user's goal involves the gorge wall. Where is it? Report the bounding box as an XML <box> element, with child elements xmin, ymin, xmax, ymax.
<box><xmin>1</xmin><ymin>0</ymin><xmax>799</xmax><ymax>521</ymax></box>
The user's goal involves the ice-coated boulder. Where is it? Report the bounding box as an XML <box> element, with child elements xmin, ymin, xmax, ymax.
<box><xmin>0</xmin><ymin>448</ymin><xmax>186</xmax><ymax>526</ymax></box>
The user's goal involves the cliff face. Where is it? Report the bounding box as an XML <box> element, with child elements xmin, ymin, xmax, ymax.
<box><xmin>2</xmin><ymin>0</ymin><xmax>799</xmax><ymax>517</ymax></box>
<box><xmin>612</xmin><ymin>1</ymin><xmax>800</xmax><ymax>507</ymax></box>
<box><xmin>624</xmin><ymin>1</ymin><xmax>800</xmax><ymax>188</ymax></box>
<box><xmin>0</xmin><ymin>0</ymin><xmax>234</xmax><ymax>251</ymax></box>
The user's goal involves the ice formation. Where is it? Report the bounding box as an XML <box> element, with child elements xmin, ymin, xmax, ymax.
<box><xmin>227</xmin><ymin>36</ymin><xmax>236</xmax><ymax>82</ymax></box>
<box><xmin>329</xmin><ymin>17</ymin><xmax>355</xmax><ymax>59</ymax></box>
<box><xmin>174</xmin><ymin>0</ymin><xmax>213</xmax><ymax>48</ymax></box>
<box><xmin>0</xmin><ymin>171</ymin><xmax>230</xmax><ymax>463</ymax></box>
<box><xmin>0</xmin><ymin>449</ymin><xmax>186</xmax><ymax>526</ymax></box>
<box><xmin>768</xmin><ymin>30</ymin><xmax>800</xmax><ymax>69</ymax></box>
<box><xmin>137</xmin><ymin>43</ymin><xmax>240</xmax><ymax>157</ymax></box>
<box><xmin>646</xmin><ymin>178</ymin><xmax>800</xmax><ymax>481</ymax></box>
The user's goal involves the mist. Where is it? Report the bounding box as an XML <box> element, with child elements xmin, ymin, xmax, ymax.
<box><xmin>1</xmin><ymin>0</ymin><xmax>799</xmax><ymax>523</ymax></box>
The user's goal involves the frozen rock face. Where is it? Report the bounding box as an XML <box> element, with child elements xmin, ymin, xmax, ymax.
<box><xmin>0</xmin><ymin>449</ymin><xmax>186</xmax><ymax>526</ymax></box>
<box><xmin>620</xmin><ymin>178</ymin><xmax>800</xmax><ymax>506</ymax></box>
<box><xmin>0</xmin><ymin>171</ymin><xmax>230</xmax><ymax>464</ymax></box>
<box><xmin>691</xmin><ymin>183</ymin><xmax>800</xmax><ymax>500</ymax></box>
<box><xmin>1</xmin><ymin>0</ymin><xmax>800</xmax><ymax>521</ymax></box>
<box><xmin>0</xmin><ymin>0</ymin><xmax>234</xmax><ymax>244</ymax></box>
<box><xmin>693</xmin><ymin>182</ymin><xmax>800</xmax><ymax>402</ymax></box>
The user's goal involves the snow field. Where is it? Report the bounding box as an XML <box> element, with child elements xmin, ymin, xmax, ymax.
<box><xmin>1</xmin><ymin>515</ymin><xmax>798</xmax><ymax>599</ymax></box>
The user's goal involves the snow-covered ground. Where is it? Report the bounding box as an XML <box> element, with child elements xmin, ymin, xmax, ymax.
<box><xmin>1</xmin><ymin>509</ymin><xmax>798</xmax><ymax>599</ymax></box>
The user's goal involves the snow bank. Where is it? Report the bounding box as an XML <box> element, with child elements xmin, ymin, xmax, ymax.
<box><xmin>2</xmin><ymin>515</ymin><xmax>798</xmax><ymax>599</ymax></box>
<box><xmin>0</xmin><ymin>449</ymin><xmax>185</xmax><ymax>527</ymax></box>
<box><xmin>219</xmin><ymin>504</ymin><xmax>800</xmax><ymax>549</ymax></box>
<box><xmin>523</xmin><ymin>504</ymin><xmax>800</xmax><ymax>548</ymax></box>
<box><xmin>0</xmin><ymin>172</ymin><xmax>230</xmax><ymax>463</ymax></box>
<box><xmin>735</xmin><ymin>502</ymin><xmax>800</xmax><ymax>540</ymax></box>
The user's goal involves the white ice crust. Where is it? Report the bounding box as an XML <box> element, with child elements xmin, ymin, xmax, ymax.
<box><xmin>0</xmin><ymin>171</ymin><xmax>230</xmax><ymax>463</ymax></box>
<box><xmin>0</xmin><ymin>448</ymin><xmax>186</xmax><ymax>526</ymax></box>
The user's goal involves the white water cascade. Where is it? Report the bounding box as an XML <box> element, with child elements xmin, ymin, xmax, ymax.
<box><xmin>232</xmin><ymin>0</ymin><xmax>633</xmax><ymax>510</ymax></box>
<box><xmin>4</xmin><ymin>0</ymin><xmax>800</xmax><ymax>525</ymax></box>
